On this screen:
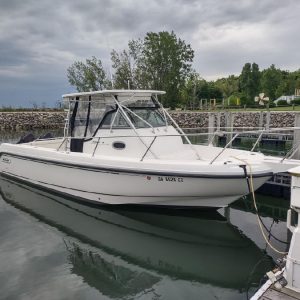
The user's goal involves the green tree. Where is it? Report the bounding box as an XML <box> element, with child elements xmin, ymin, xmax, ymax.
<box><xmin>111</xmin><ymin>49</ymin><xmax>134</xmax><ymax>89</ymax></box>
<box><xmin>239</xmin><ymin>62</ymin><xmax>261</xmax><ymax>104</ymax></box>
<box><xmin>180</xmin><ymin>72</ymin><xmax>200</xmax><ymax>109</ymax></box>
<box><xmin>239</xmin><ymin>63</ymin><xmax>251</xmax><ymax>100</ymax></box>
<box><xmin>276</xmin><ymin>69</ymin><xmax>300</xmax><ymax>98</ymax></box>
<box><xmin>251</xmin><ymin>63</ymin><xmax>261</xmax><ymax>96</ymax></box>
<box><xmin>67</xmin><ymin>56</ymin><xmax>111</xmax><ymax>92</ymax></box>
<box><xmin>194</xmin><ymin>80</ymin><xmax>223</xmax><ymax>103</ymax></box>
<box><xmin>142</xmin><ymin>31</ymin><xmax>194</xmax><ymax>108</ymax></box>
<box><xmin>111</xmin><ymin>31</ymin><xmax>194</xmax><ymax>108</ymax></box>
<box><xmin>196</xmin><ymin>79</ymin><xmax>209</xmax><ymax>99</ymax></box>
<box><xmin>215</xmin><ymin>75</ymin><xmax>239</xmax><ymax>98</ymax></box>
<box><xmin>111</xmin><ymin>39</ymin><xmax>145</xmax><ymax>89</ymax></box>
<box><xmin>261</xmin><ymin>64</ymin><xmax>282</xmax><ymax>100</ymax></box>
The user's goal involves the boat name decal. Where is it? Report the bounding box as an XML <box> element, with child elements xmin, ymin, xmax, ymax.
<box><xmin>158</xmin><ymin>176</ymin><xmax>183</xmax><ymax>183</ymax></box>
<box><xmin>1</xmin><ymin>157</ymin><xmax>11</xmax><ymax>164</ymax></box>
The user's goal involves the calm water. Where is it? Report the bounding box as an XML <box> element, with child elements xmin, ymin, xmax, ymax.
<box><xmin>0</xmin><ymin>130</ymin><xmax>291</xmax><ymax>300</ymax></box>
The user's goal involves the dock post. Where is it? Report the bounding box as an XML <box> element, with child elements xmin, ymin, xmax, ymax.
<box><xmin>259</xmin><ymin>111</ymin><xmax>264</xmax><ymax>130</ymax></box>
<box><xmin>208</xmin><ymin>113</ymin><xmax>215</xmax><ymax>145</ymax></box>
<box><xmin>266</xmin><ymin>111</ymin><xmax>270</xmax><ymax>130</ymax></box>
<box><xmin>292</xmin><ymin>113</ymin><xmax>300</xmax><ymax>159</ymax></box>
<box><xmin>225</xmin><ymin>112</ymin><xmax>234</xmax><ymax>147</ymax></box>
<box><xmin>217</xmin><ymin>112</ymin><xmax>221</xmax><ymax>131</ymax></box>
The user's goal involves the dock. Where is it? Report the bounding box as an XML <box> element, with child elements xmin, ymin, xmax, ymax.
<box><xmin>251</xmin><ymin>269</ymin><xmax>300</xmax><ymax>300</ymax></box>
<box><xmin>257</xmin><ymin>172</ymin><xmax>291</xmax><ymax>199</ymax></box>
<box><xmin>252</xmin><ymin>273</ymin><xmax>300</xmax><ymax>300</ymax></box>
<box><xmin>257</xmin><ymin>286</ymin><xmax>300</xmax><ymax>300</ymax></box>
<box><xmin>252</xmin><ymin>166</ymin><xmax>300</xmax><ymax>300</ymax></box>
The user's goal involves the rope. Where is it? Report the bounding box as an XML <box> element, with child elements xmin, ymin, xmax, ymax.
<box><xmin>258</xmin><ymin>214</ymin><xmax>289</xmax><ymax>245</ymax></box>
<box><xmin>233</xmin><ymin>156</ymin><xmax>288</xmax><ymax>255</ymax></box>
<box><xmin>240</xmin><ymin>194</ymin><xmax>289</xmax><ymax>245</ymax></box>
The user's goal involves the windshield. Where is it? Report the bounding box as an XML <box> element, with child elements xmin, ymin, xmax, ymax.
<box><xmin>127</xmin><ymin>108</ymin><xmax>166</xmax><ymax>128</ymax></box>
<box><xmin>100</xmin><ymin>108</ymin><xmax>166</xmax><ymax>129</ymax></box>
<box><xmin>65</xmin><ymin>93</ymin><xmax>167</xmax><ymax>137</ymax></box>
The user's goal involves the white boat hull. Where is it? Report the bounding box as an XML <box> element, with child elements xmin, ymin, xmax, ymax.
<box><xmin>0</xmin><ymin>144</ymin><xmax>271</xmax><ymax>208</ymax></box>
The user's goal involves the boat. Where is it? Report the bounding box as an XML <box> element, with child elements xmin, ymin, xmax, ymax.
<box><xmin>0</xmin><ymin>90</ymin><xmax>298</xmax><ymax>208</ymax></box>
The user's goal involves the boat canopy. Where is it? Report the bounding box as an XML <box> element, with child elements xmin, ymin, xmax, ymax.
<box><xmin>62</xmin><ymin>90</ymin><xmax>168</xmax><ymax>138</ymax></box>
<box><xmin>62</xmin><ymin>90</ymin><xmax>165</xmax><ymax>99</ymax></box>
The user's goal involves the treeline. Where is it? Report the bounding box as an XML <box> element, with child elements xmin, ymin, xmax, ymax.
<box><xmin>67</xmin><ymin>31</ymin><xmax>300</xmax><ymax>109</ymax></box>
<box><xmin>183</xmin><ymin>64</ymin><xmax>300</xmax><ymax>108</ymax></box>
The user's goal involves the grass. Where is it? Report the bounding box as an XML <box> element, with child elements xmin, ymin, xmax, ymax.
<box><xmin>185</xmin><ymin>106</ymin><xmax>300</xmax><ymax>112</ymax></box>
<box><xmin>0</xmin><ymin>108</ymin><xmax>63</xmax><ymax>112</ymax></box>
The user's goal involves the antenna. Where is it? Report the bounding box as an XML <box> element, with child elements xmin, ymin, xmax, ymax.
<box><xmin>104</xmin><ymin>37</ymin><xmax>114</xmax><ymax>89</ymax></box>
<box><xmin>110</xmin><ymin>70</ymin><xmax>114</xmax><ymax>89</ymax></box>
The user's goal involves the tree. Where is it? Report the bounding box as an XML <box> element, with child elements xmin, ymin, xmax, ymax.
<box><xmin>142</xmin><ymin>31</ymin><xmax>194</xmax><ymax>108</ymax></box>
<box><xmin>111</xmin><ymin>49</ymin><xmax>134</xmax><ymax>89</ymax></box>
<box><xmin>251</xmin><ymin>63</ymin><xmax>261</xmax><ymax>96</ymax></box>
<box><xmin>261</xmin><ymin>64</ymin><xmax>282</xmax><ymax>100</ymax></box>
<box><xmin>67</xmin><ymin>56</ymin><xmax>111</xmax><ymax>92</ymax></box>
<box><xmin>110</xmin><ymin>32</ymin><xmax>194</xmax><ymax>108</ymax></box>
<box><xmin>110</xmin><ymin>39</ymin><xmax>146</xmax><ymax>89</ymax></box>
<box><xmin>180</xmin><ymin>72</ymin><xmax>200</xmax><ymax>109</ymax></box>
<box><xmin>239</xmin><ymin>62</ymin><xmax>261</xmax><ymax>104</ymax></box>
<box><xmin>196</xmin><ymin>79</ymin><xmax>210</xmax><ymax>99</ymax></box>
<box><xmin>276</xmin><ymin>69</ymin><xmax>300</xmax><ymax>98</ymax></box>
<box><xmin>215</xmin><ymin>75</ymin><xmax>239</xmax><ymax>98</ymax></box>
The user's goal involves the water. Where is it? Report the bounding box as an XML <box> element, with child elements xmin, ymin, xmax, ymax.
<box><xmin>0</xmin><ymin>130</ymin><xmax>291</xmax><ymax>300</ymax></box>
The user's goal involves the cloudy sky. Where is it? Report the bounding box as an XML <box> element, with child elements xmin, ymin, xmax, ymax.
<box><xmin>0</xmin><ymin>0</ymin><xmax>299</xmax><ymax>107</ymax></box>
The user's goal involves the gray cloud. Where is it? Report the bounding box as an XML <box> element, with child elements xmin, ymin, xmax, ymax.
<box><xmin>0</xmin><ymin>0</ymin><xmax>299</xmax><ymax>106</ymax></box>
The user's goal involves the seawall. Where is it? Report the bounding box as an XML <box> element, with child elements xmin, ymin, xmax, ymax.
<box><xmin>171</xmin><ymin>111</ymin><xmax>297</xmax><ymax>128</ymax></box>
<box><xmin>0</xmin><ymin>111</ymin><xmax>65</xmax><ymax>131</ymax></box>
<box><xmin>0</xmin><ymin>111</ymin><xmax>298</xmax><ymax>131</ymax></box>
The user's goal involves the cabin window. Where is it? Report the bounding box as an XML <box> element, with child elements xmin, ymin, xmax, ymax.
<box><xmin>101</xmin><ymin>111</ymin><xmax>131</xmax><ymax>129</ymax></box>
<box><xmin>68</xmin><ymin>96</ymin><xmax>117</xmax><ymax>137</ymax></box>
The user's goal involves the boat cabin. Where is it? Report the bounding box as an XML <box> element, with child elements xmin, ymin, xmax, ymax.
<box><xmin>62</xmin><ymin>90</ymin><xmax>193</xmax><ymax>159</ymax></box>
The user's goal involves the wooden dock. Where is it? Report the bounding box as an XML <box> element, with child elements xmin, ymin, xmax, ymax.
<box><xmin>256</xmin><ymin>285</ymin><xmax>300</xmax><ymax>300</ymax></box>
<box><xmin>252</xmin><ymin>270</ymin><xmax>300</xmax><ymax>300</ymax></box>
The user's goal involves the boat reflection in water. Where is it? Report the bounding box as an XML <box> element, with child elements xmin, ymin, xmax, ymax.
<box><xmin>0</xmin><ymin>176</ymin><xmax>273</xmax><ymax>299</ymax></box>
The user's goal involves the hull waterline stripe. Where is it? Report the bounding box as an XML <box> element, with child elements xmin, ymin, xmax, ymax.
<box><xmin>0</xmin><ymin>152</ymin><xmax>273</xmax><ymax>179</ymax></box>
<box><xmin>1</xmin><ymin>171</ymin><xmax>244</xmax><ymax>199</ymax></box>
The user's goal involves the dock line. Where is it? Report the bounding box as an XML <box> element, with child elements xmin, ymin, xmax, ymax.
<box><xmin>233</xmin><ymin>156</ymin><xmax>288</xmax><ymax>255</ymax></box>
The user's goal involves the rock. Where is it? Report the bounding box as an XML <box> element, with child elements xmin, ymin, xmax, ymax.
<box><xmin>0</xmin><ymin>111</ymin><xmax>298</xmax><ymax>132</ymax></box>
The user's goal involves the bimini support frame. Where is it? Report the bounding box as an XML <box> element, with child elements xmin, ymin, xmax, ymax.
<box><xmin>152</xmin><ymin>94</ymin><xmax>202</xmax><ymax>160</ymax></box>
<box><xmin>110</xmin><ymin>94</ymin><xmax>158</xmax><ymax>159</ymax></box>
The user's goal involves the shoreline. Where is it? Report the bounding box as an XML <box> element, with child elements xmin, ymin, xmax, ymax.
<box><xmin>0</xmin><ymin>111</ymin><xmax>298</xmax><ymax>131</ymax></box>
